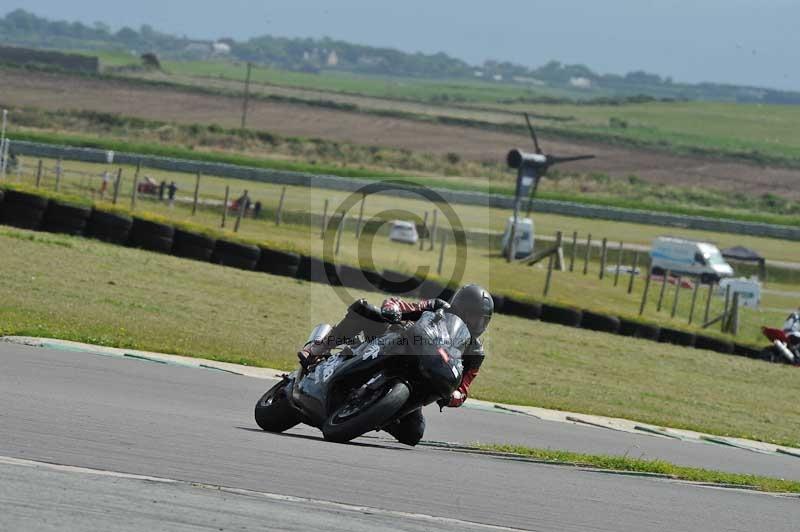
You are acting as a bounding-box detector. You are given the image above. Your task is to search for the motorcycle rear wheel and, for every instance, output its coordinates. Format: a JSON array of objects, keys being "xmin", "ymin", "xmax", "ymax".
[
  {"xmin": 322, "ymin": 379, "xmax": 409, "ymax": 443},
  {"xmin": 254, "ymin": 379, "xmax": 300, "ymax": 433}
]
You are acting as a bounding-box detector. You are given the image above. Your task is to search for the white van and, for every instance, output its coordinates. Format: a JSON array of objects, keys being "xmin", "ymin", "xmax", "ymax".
[
  {"xmin": 389, "ymin": 220, "xmax": 419, "ymax": 244},
  {"xmin": 650, "ymin": 237, "xmax": 734, "ymax": 283},
  {"xmin": 501, "ymin": 217, "xmax": 534, "ymax": 259}
]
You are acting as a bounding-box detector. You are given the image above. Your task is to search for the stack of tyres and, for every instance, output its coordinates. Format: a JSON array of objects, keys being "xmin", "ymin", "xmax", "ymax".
[
  {"xmin": 173, "ymin": 229, "xmax": 216, "ymax": 262},
  {"xmin": 86, "ymin": 210, "xmax": 133, "ymax": 244},
  {"xmin": 42, "ymin": 201, "xmax": 92, "ymax": 236},
  {"xmin": 128, "ymin": 218, "xmax": 175, "ymax": 254},
  {"xmin": 0, "ymin": 189, "xmax": 49, "ymax": 230},
  {"xmin": 212, "ymin": 240, "xmax": 260, "ymax": 270},
  {"xmin": 257, "ymin": 247, "xmax": 302, "ymax": 278}
]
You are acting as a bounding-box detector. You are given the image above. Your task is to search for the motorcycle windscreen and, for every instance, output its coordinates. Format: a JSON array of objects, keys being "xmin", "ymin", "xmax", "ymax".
[{"xmin": 411, "ymin": 312, "xmax": 467, "ymax": 398}]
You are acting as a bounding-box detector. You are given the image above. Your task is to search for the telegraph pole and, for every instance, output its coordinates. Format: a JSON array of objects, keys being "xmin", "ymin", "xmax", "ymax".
[{"xmin": 240, "ymin": 62, "xmax": 253, "ymax": 129}]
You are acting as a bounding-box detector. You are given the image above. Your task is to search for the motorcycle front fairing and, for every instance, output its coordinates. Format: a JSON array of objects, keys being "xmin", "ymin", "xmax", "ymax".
[
  {"xmin": 408, "ymin": 311, "xmax": 467, "ymax": 403},
  {"xmin": 291, "ymin": 330, "xmax": 408, "ymax": 427}
]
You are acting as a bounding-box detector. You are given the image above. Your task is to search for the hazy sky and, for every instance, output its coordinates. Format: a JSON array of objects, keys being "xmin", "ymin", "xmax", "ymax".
[{"xmin": 7, "ymin": 1, "xmax": 799, "ymax": 90}]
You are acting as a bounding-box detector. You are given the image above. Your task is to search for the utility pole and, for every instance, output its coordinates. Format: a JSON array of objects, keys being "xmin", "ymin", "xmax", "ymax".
[{"xmin": 240, "ymin": 62, "xmax": 253, "ymax": 130}]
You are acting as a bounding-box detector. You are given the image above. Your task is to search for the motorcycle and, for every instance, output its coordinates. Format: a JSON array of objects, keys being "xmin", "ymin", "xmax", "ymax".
[
  {"xmin": 762, "ymin": 326, "xmax": 800, "ymax": 365},
  {"xmin": 254, "ymin": 309, "xmax": 468, "ymax": 443}
]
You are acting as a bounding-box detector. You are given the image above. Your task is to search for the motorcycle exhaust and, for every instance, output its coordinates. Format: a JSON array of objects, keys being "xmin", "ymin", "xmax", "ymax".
[{"xmin": 774, "ymin": 340, "xmax": 796, "ymax": 363}]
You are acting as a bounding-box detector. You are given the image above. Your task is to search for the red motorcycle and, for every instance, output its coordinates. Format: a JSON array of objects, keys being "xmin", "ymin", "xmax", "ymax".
[{"xmin": 762, "ymin": 327, "xmax": 800, "ymax": 365}]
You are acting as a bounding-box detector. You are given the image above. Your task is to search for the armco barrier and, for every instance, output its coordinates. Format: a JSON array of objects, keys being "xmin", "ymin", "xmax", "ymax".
[
  {"xmin": 11, "ymin": 140, "xmax": 800, "ymax": 241},
  {"xmin": 0, "ymin": 186, "xmax": 779, "ymax": 364}
]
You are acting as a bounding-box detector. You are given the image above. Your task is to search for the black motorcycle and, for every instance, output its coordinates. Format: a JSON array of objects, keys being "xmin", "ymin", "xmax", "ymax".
[{"xmin": 254, "ymin": 309, "xmax": 468, "ymax": 443}]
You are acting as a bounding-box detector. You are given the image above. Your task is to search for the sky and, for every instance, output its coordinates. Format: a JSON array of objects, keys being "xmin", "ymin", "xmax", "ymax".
[{"xmin": 6, "ymin": 1, "xmax": 799, "ymax": 90}]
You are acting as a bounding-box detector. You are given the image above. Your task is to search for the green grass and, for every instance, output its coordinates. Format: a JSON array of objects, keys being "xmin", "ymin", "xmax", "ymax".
[
  {"xmin": 476, "ymin": 444, "xmax": 800, "ymax": 494},
  {"xmin": 1, "ymin": 226, "xmax": 799, "ymax": 446}
]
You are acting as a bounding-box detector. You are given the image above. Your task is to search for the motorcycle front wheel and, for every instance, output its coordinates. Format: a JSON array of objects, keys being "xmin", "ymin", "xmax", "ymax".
[
  {"xmin": 322, "ymin": 379, "xmax": 409, "ymax": 443},
  {"xmin": 254, "ymin": 378, "xmax": 301, "ymax": 433}
]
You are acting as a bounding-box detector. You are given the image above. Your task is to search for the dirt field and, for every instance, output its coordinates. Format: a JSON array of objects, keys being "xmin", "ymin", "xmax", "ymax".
[{"xmin": 3, "ymin": 68, "xmax": 800, "ymax": 198}]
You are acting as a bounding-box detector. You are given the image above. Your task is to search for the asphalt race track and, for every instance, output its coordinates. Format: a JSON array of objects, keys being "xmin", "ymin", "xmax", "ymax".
[{"xmin": 1, "ymin": 343, "xmax": 799, "ymax": 531}]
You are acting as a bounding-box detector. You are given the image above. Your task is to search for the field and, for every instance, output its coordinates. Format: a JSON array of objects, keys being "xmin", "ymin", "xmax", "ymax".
[
  {"xmin": 2, "ymin": 225, "xmax": 799, "ymax": 446},
  {"xmin": 136, "ymin": 62, "xmax": 800, "ymax": 166},
  {"xmin": 4, "ymin": 67, "xmax": 800, "ymax": 207}
]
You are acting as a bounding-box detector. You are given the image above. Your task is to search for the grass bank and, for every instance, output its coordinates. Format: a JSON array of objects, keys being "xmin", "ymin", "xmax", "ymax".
[
  {"xmin": 1, "ymin": 226, "xmax": 799, "ymax": 446},
  {"xmin": 477, "ymin": 444, "xmax": 800, "ymax": 494}
]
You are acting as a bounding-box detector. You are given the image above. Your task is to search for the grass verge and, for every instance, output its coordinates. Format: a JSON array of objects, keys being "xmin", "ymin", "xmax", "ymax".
[{"xmin": 477, "ymin": 444, "xmax": 800, "ymax": 494}]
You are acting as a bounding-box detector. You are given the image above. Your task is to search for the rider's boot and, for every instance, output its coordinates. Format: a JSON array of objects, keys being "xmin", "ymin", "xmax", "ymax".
[{"xmin": 297, "ymin": 323, "xmax": 333, "ymax": 369}]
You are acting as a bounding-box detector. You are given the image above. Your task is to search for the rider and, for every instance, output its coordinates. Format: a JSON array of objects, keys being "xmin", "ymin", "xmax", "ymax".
[
  {"xmin": 783, "ymin": 309, "xmax": 800, "ymax": 357},
  {"xmin": 298, "ymin": 284, "xmax": 494, "ymax": 446}
]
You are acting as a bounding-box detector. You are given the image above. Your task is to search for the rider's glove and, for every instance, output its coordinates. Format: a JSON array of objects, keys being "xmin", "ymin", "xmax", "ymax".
[
  {"xmin": 438, "ymin": 390, "xmax": 465, "ymax": 410},
  {"xmin": 422, "ymin": 298, "xmax": 450, "ymax": 312},
  {"xmin": 380, "ymin": 301, "xmax": 402, "ymax": 324}
]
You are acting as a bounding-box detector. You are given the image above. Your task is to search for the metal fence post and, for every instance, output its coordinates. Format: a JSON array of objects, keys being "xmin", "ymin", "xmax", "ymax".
[
  {"xmin": 234, "ymin": 190, "xmax": 248, "ymax": 232},
  {"xmin": 112, "ymin": 168, "xmax": 122, "ymax": 205},
  {"xmin": 613, "ymin": 241, "xmax": 624, "ymax": 286},
  {"xmin": 420, "ymin": 211, "xmax": 429, "ymax": 250},
  {"xmin": 276, "ymin": 186, "xmax": 286, "ymax": 225},
  {"xmin": 599, "ymin": 238, "xmax": 608, "ymax": 279},
  {"xmin": 320, "ymin": 198, "xmax": 329, "ymax": 239},
  {"xmin": 688, "ymin": 280, "xmax": 700, "ymax": 324},
  {"xmin": 221, "ymin": 185, "xmax": 230, "ymax": 228},
  {"xmin": 355, "ymin": 193, "xmax": 365, "ymax": 237},
  {"xmin": 656, "ymin": 270, "xmax": 670, "ymax": 312},
  {"xmin": 627, "ymin": 252, "xmax": 639, "ymax": 294},
  {"xmin": 429, "ymin": 210, "xmax": 438, "ymax": 251},
  {"xmin": 569, "ymin": 231, "xmax": 578, "ymax": 272},
  {"xmin": 192, "ymin": 172, "xmax": 201, "ymax": 215},
  {"xmin": 35, "ymin": 159, "xmax": 43, "ymax": 188},
  {"xmin": 543, "ymin": 251, "xmax": 555, "ymax": 297},
  {"xmin": 639, "ymin": 270, "xmax": 652, "ymax": 316},
  {"xmin": 437, "ymin": 233, "xmax": 447, "ymax": 275},
  {"xmin": 55, "ymin": 158, "xmax": 62, "ymax": 192},
  {"xmin": 671, "ymin": 277, "xmax": 682, "ymax": 318},
  {"xmin": 582, "ymin": 234, "xmax": 592, "ymax": 275}
]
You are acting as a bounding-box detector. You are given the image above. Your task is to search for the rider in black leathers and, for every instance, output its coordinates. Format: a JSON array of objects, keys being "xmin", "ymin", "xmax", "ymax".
[{"xmin": 298, "ymin": 284, "xmax": 493, "ymax": 446}]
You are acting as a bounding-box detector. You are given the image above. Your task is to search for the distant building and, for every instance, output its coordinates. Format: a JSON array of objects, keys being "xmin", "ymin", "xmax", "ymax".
[
  {"xmin": 569, "ymin": 77, "xmax": 592, "ymax": 89},
  {"xmin": 473, "ymin": 70, "xmax": 484, "ymax": 77},
  {"xmin": 492, "ymin": 74, "xmax": 503, "ymax": 81},
  {"xmin": 212, "ymin": 42, "xmax": 231, "ymax": 55},
  {"xmin": 185, "ymin": 42, "xmax": 212, "ymax": 54},
  {"xmin": 326, "ymin": 50, "xmax": 339, "ymax": 67}
]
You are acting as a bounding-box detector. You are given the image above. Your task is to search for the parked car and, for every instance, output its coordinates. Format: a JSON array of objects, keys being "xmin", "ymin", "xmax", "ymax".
[
  {"xmin": 650, "ymin": 236, "xmax": 733, "ymax": 283},
  {"xmin": 389, "ymin": 220, "xmax": 419, "ymax": 244}
]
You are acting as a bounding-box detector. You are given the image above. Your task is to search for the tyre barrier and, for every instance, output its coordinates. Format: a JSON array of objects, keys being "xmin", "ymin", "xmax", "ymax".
[
  {"xmin": 657, "ymin": 327, "xmax": 696, "ymax": 347},
  {"xmin": 129, "ymin": 218, "xmax": 174, "ymax": 254},
  {"xmin": 502, "ymin": 297, "xmax": 542, "ymax": 321},
  {"xmin": 633, "ymin": 323, "xmax": 661, "ymax": 341},
  {"xmin": 86, "ymin": 210, "xmax": 133, "ymax": 244},
  {"xmin": 540, "ymin": 304, "xmax": 582, "ymax": 327},
  {"xmin": 618, "ymin": 318, "xmax": 639, "ymax": 337},
  {"xmin": 580, "ymin": 311, "xmax": 621, "ymax": 334},
  {"xmin": 381, "ymin": 269, "xmax": 422, "ymax": 296},
  {"xmin": 734, "ymin": 343, "xmax": 769, "ymax": 360},
  {"xmin": 257, "ymin": 247, "xmax": 301, "ymax": 278},
  {"xmin": 490, "ymin": 293, "xmax": 505, "ymax": 314},
  {"xmin": 694, "ymin": 335, "xmax": 735, "ymax": 355},
  {"xmin": 42, "ymin": 200, "xmax": 92, "ymax": 236},
  {"xmin": 0, "ymin": 189, "xmax": 49, "ymax": 230},
  {"xmin": 296, "ymin": 255, "xmax": 333, "ymax": 284},
  {"xmin": 335, "ymin": 264, "xmax": 382, "ymax": 292},
  {"xmin": 416, "ymin": 279, "xmax": 455, "ymax": 302},
  {"xmin": 212, "ymin": 240, "xmax": 260, "ymax": 270},
  {"xmin": 172, "ymin": 229, "xmax": 216, "ymax": 262}
]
